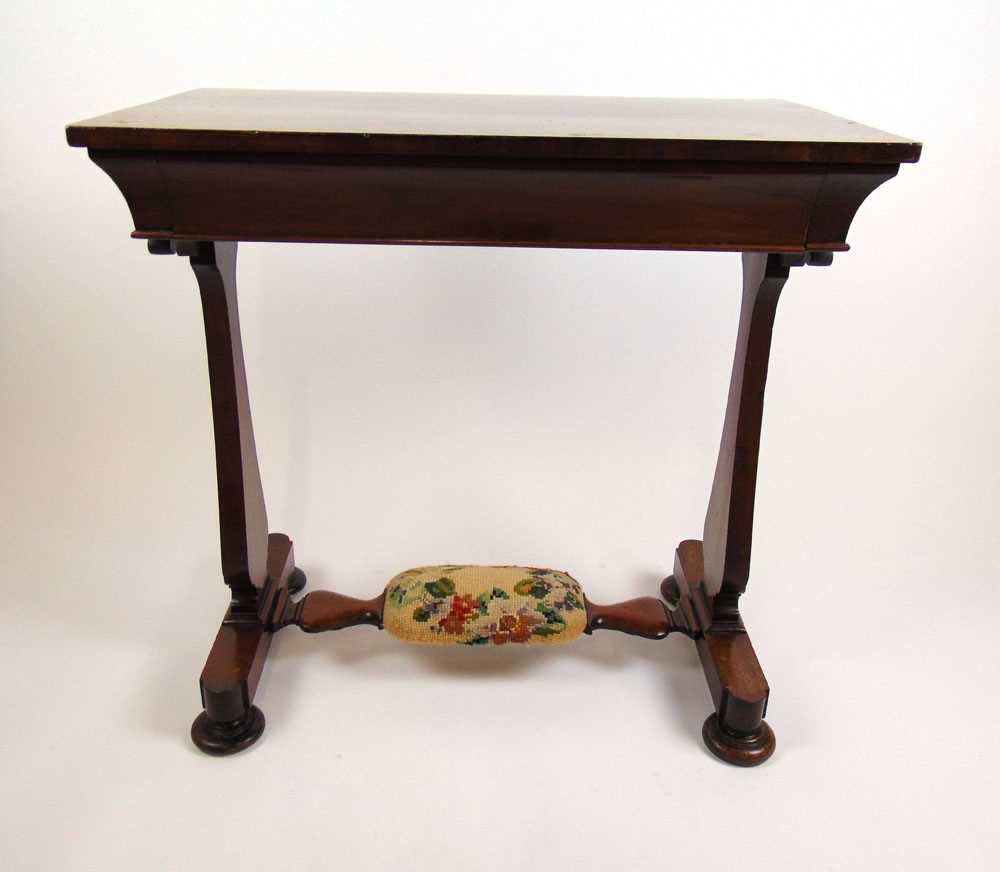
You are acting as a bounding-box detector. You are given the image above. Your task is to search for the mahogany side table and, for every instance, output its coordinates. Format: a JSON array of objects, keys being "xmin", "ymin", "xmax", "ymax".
[{"xmin": 67, "ymin": 90, "xmax": 920, "ymax": 764}]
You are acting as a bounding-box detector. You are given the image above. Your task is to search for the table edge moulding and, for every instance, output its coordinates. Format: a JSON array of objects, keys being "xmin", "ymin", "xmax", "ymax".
[{"xmin": 66, "ymin": 88, "xmax": 921, "ymax": 765}]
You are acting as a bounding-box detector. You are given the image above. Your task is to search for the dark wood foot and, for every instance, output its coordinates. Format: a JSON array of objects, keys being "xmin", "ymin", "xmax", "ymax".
[
  {"xmin": 670, "ymin": 539, "xmax": 774, "ymax": 765},
  {"xmin": 697, "ymin": 624, "xmax": 772, "ymax": 756},
  {"xmin": 698, "ymin": 621, "xmax": 775, "ymax": 768},
  {"xmin": 192, "ymin": 533, "xmax": 298, "ymax": 756},
  {"xmin": 194, "ymin": 608, "xmax": 272, "ymax": 756},
  {"xmin": 191, "ymin": 706, "xmax": 266, "ymax": 756},
  {"xmin": 702, "ymin": 713, "xmax": 775, "ymax": 767}
]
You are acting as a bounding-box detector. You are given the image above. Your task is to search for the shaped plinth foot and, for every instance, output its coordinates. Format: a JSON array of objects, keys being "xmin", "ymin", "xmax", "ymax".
[
  {"xmin": 702, "ymin": 713, "xmax": 775, "ymax": 766},
  {"xmin": 191, "ymin": 706, "xmax": 266, "ymax": 756}
]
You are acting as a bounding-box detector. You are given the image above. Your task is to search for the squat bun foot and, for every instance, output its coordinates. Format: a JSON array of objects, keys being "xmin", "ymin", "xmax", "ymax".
[
  {"xmin": 702, "ymin": 713, "xmax": 775, "ymax": 767},
  {"xmin": 191, "ymin": 706, "xmax": 266, "ymax": 756}
]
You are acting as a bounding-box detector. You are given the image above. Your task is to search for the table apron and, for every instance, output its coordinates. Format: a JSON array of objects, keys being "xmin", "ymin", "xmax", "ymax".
[{"xmin": 89, "ymin": 151, "xmax": 897, "ymax": 252}]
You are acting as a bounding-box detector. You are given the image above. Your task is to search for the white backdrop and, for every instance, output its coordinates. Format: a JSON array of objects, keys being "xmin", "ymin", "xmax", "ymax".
[{"xmin": 2, "ymin": 2, "xmax": 998, "ymax": 870}]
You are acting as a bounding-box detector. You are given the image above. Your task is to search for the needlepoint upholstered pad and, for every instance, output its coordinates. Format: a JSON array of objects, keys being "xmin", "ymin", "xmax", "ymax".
[{"xmin": 383, "ymin": 565, "xmax": 588, "ymax": 646}]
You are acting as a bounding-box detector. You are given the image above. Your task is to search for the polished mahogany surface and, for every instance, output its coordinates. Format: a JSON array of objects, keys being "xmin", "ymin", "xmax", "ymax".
[{"xmin": 66, "ymin": 88, "xmax": 921, "ymax": 164}]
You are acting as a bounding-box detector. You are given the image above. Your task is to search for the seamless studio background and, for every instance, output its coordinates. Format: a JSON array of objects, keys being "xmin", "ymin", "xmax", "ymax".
[{"xmin": 1, "ymin": 2, "xmax": 998, "ymax": 870}]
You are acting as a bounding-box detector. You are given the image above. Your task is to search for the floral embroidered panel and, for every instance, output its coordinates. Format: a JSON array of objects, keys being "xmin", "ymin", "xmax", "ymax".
[{"xmin": 383, "ymin": 565, "xmax": 587, "ymax": 646}]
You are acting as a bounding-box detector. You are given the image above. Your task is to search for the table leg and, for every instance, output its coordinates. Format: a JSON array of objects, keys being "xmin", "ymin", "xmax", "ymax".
[
  {"xmin": 150, "ymin": 239, "xmax": 304, "ymax": 754},
  {"xmin": 674, "ymin": 251, "xmax": 828, "ymax": 764}
]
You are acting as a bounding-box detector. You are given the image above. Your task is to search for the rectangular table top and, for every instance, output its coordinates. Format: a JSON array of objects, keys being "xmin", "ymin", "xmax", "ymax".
[{"xmin": 66, "ymin": 88, "xmax": 921, "ymax": 165}]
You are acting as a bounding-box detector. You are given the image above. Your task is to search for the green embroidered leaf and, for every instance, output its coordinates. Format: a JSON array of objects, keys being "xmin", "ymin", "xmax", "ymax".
[
  {"xmin": 424, "ymin": 577, "xmax": 456, "ymax": 598},
  {"xmin": 563, "ymin": 591, "xmax": 583, "ymax": 611},
  {"xmin": 535, "ymin": 603, "xmax": 566, "ymax": 626},
  {"xmin": 491, "ymin": 587, "xmax": 509, "ymax": 600},
  {"xmin": 476, "ymin": 592, "xmax": 491, "ymax": 615},
  {"xmin": 532, "ymin": 624, "xmax": 562, "ymax": 636},
  {"xmin": 515, "ymin": 579, "xmax": 551, "ymax": 598},
  {"xmin": 463, "ymin": 636, "xmax": 490, "ymax": 646},
  {"xmin": 412, "ymin": 606, "xmax": 432, "ymax": 623},
  {"xmin": 388, "ymin": 584, "xmax": 406, "ymax": 607}
]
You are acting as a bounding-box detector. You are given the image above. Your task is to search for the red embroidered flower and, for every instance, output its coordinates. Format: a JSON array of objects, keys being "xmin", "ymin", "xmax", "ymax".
[
  {"xmin": 438, "ymin": 594, "xmax": 478, "ymax": 635},
  {"xmin": 492, "ymin": 611, "xmax": 541, "ymax": 645}
]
